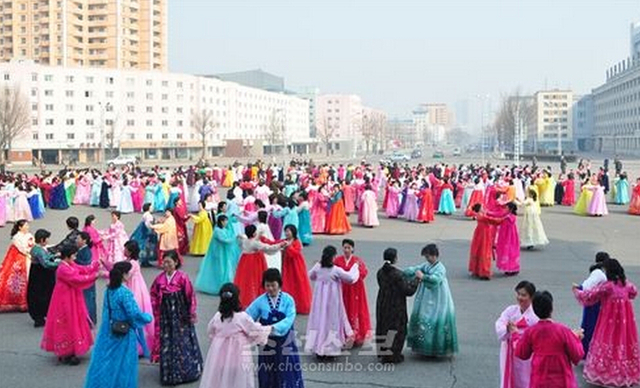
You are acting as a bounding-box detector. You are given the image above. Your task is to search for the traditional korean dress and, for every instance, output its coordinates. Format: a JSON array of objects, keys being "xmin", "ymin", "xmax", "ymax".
[
  {"xmin": 515, "ymin": 320, "xmax": 584, "ymax": 388},
  {"xmin": 172, "ymin": 206, "xmax": 190, "ymax": 255},
  {"xmin": 495, "ymin": 213, "xmax": 521, "ymax": 274},
  {"xmin": 281, "ymin": 239, "xmax": 312, "ymax": 314},
  {"xmin": 0, "ymin": 232, "xmax": 34, "ymax": 312},
  {"xmin": 297, "ymin": 201, "xmax": 313, "ymax": 245},
  {"xmin": 27, "ymin": 244, "xmax": 58, "ymax": 325},
  {"xmin": 153, "ymin": 183, "xmax": 167, "ymax": 212},
  {"xmin": 630, "ymin": 183, "xmax": 640, "ymax": 215},
  {"xmin": 574, "ymin": 281, "xmax": 640, "ymax": 387},
  {"xmin": 375, "ymin": 262, "xmax": 419, "ymax": 363},
  {"xmin": 189, "ymin": 209, "xmax": 213, "ymax": 255},
  {"xmin": 90, "ymin": 177, "xmax": 102, "ymax": 207},
  {"xmin": 13, "ymin": 190, "xmax": 33, "ymax": 221},
  {"xmin": 199, "ymin": 311, "xmax": 271, "ymax": 388},
  {"xmin": 615, "ymin": 177, "xmax": 630, "ymax": 205},
  {"xmin": 75, "ymin": 245, "xmax": 97, "ymax": 325},
  {"xmin": 587, "ymin": 185, "xmax": 608, "ymax": 216},
  {"xmin": 359, "ymin": 189, "xmax": 379, "ymax": 227},
  {"xmin": 27, "ymin": 189, "xmax": 44, "ymax": 219},
  {"xmin": 195, "ymin": 222, "xmax": 240, "ymax": 295},
  {"xmin": 130, "ymin": 212, "xmax": 158, "ymax": 266},
  {"xmin": 561, "ymin": 178, "xmax": 575, "ymax": 206},
  {"xmin": 574, "ymin": 184, "xmax": 594, "ymax": 216},
  {"xmin": 73, "ymin": 175, "xmax": 92, "ymax": 205},
  {"xmin": 578, "ymin": 267, "xmax": 607, "ymax": 357},
  {"xmin": 234, "ymin": 238, "xmax": 282, "ymax": 308},
  {"xmin": 83, "ymin": 286, "xmax": 152, "ymax": 388},
  {"xmin": 495, "ymin": 305, "xmax": 539, "ymax": 388},
  {"xmin": 417, "ymin": 187, "xmax": 435, "ymax": 223},
  {"xmin": 305, "ymin": 262, "xmax": 359, "ymax": 356},
  {"xmin": 468, "ymin": 213, "xmax": 502, "ymax": 278},
  {"xmin": 385, "ymin": 186, "xmax": 401, "ymax": 218},
  {"xmin": 437, "ymin": 183, "xmax": 456, "ymax": 215},
  {"xmin": 117, "ymin": 184, "xmax": 135, "ymax": 214},
  {"xmin": 256, "ymin": 222, "xmax": 281, "ymax": 271},
  {"xmin": 83, "ymin": 225, "xmax": 107, "ymax": 269},
  {"xmin": 151, "ymin": 214, "xmax": 180, "ymax": 267},
  {"xmin": 150, "ymin": 270, "xmax": 203, "ymax": 384},
  {"xmin": 125, "ymin": 259, "xmax": 155, "ymax": 356},
  {"xmin": 102, "ymin": 220, "xmax": 129, "ymax": 269},
  {"xmin": 310, "ymin": 192, "xmax": 328, "ymax": 233},
  {"xmin": 403, "ymin": 188, "xmax": 420, "ymax": 221},
  {"xmin": 335, "ymin": 255, "xmax": 372, "ymax": 346},
  {"xmin": 41, "ymin": 260, "xmax": 100, "ymax": 358},
  {"xmin": 246, "ymin": 292, "xmax": 304, "ymax": 388},
  {"xmin": 325, "ymin": 191, "xmax": 351, "ymax": 235},
  {"xmin": 404, "ymin": 261, "xmax": 458, "ymax": 357},
  {"xmin": 519, "ymin": 198, "xmax": 549, "ymax": 248}
]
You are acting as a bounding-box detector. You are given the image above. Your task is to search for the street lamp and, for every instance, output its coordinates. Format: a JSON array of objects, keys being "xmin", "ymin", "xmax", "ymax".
[{"xmin": 476, "ymin": 94, "xmax": 490, "ymax": 165}]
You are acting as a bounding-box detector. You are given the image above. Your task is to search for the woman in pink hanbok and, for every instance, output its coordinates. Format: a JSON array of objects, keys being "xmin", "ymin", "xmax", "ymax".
[
  {"xmin": 359, "ymin": 184, "xmax": 379, "ymax": 227},
  {"xmin": 123, "ymin": 240, "xmax": 155, "ymax": 356},
  {"xmin": 130, "ymin": 178, "xmax": 143, "ymax": 213},
  {"xmin": 73, "ymin": 174, "xmax": 92, "ymax": 205},
  {"xmin": 587, "ymin": 182, "xmax": 608, "ymax": 216},
  {"xmin": 199, "ymin": 283, "xmax": 271, "ymax": 388},
  {"xmin": 108, "ymin": 176, "xmax": 121, "ymax": 208},
  {"xmin": 13, "ymin": 188, "xmax": 33, "ymax": 221},
  {"xmin": 83, "ymin": 215, "xmax": 107, "ymax": 272},
  {"xmin": 385, "ymin": 182, "xmax": 401, "ymax": 218},
  {"xmin": 573, "ymin": 259, "xmax": 640, "ymax": 388},
  {"xmin": 342, "ymin": 181, "xmax": 356, "ymax": 215},
  {"xmin": 496, "ymin": 281, "xmax": 539, "ymax": 388},
  {"xmin": 305, "ymin": 245, "xmax": 359, "ymax": 358},
  {"xmin": 496, "ymin": 203, "xmax": 521, "ymax": 275},
  {"xmin": 311, "ymin": 187, "xmax": 328, "ymax": 234},
  {"xmin": 0, "ymin": 190, "xmax": 7, "ymax": 227},
  {"xmin": 101, "ymin": 211, "xmax": 129, "ymax": 269}
]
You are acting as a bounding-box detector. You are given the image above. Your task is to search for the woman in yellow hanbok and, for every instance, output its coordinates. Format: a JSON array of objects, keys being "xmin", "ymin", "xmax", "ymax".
[
  {"xmin": 222, "ymin": 167, "xmax": 234, "ymax": 187},
  {"xmin": 574, "ymin": 180, "xmax": 595, "ymax": 216},
  {"xmin": 189, "ymin": 200, "xmax": 213, "ymax": 256},
  {"xmin": 539, "ymin": 172, "xmax": 555, "ymax": 206}
]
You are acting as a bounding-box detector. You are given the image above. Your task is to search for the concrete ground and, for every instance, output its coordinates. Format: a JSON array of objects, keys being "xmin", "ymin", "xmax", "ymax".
[{"xmin": 1, "ymin": 159, "xmax": 639, "ymax": 388}]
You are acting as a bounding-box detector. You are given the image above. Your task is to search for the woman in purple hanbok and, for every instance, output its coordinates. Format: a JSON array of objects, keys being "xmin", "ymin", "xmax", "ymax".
[
  {"xmin": 305, "ymin": 245, "xmax": 359, "ymax": 358},
  {"xmin": 402, "ymin": 184, "xmax": 420, "ymax": 222}
]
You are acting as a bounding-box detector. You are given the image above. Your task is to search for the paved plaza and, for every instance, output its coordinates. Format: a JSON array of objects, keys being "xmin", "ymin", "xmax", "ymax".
[{"xmin": 0, "ymin": 161, "xmax": 639, "ymax": 388}]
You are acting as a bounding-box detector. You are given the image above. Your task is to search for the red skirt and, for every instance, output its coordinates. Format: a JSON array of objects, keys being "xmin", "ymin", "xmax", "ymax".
[
  {"xmin": 465, "ymin": 190, "xmax": 484, "ymax": 217},
  {"xmin": 326, "ymin": 201, "xmax": 352, "ymax": 235},
  {"xmin": 281, "ymin": 247, "xmax": 312, "ymax": 314},
  {"xmin": 0, "ymin": 245, "xmax": 28, "ymax": 312},
  {"xmin": 234, "ymin": 251, "xmax": 267, "ymax": 308},
  {"xmin": 417, "ymin": 190, "xmax": 435, "ymax": 223}
]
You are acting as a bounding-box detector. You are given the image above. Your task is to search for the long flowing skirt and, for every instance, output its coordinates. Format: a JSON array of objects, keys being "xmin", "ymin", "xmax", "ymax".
[
  {"xmin": 298, "ymin": 209, "xmax": 313, "ymax": 245},
  {"xmin": 0, "ymin": 245, "xmax": 28, "ymax": 312},
  {"xmin": 233, "ymin": 252, "xmax": 267, "ymax": 308},
  {"xmin": 519, "ymin": 210, "xmax": 549, "ymax": 247},
  {"xmin": 195, "ymin": 240, "xmax": 239, "ymax": 296},
  {"xmin": 325, "ymin": 201, "xmax": 352, "ymax": 235},
  {"xmin": 257, "ymin": 329, "xmax": 304, "ymax": 388},
  {"xmin": 28, "ymin": 195, "xmax": 44, "ymax": 219},
  {"xmin": 615, "ymin": 180, "xmax": 630, "ymax": 205},
  {"xmin": 580, "ymin": 302, "xmax": 600, "ymax": 358},
  {"xmin": 130, "ymin": 223, "xmax": 158, "ymax": 265},
  {"xmin": 268, "ymin": 214, "xmax": 283, "ymax": 241},
  {"xmin": 65, "ymin": 183, "xmax": 76, "ymax": 207},
  {"xmin": 14, "ymin": 196, "xmax": 33, "ymax": 221},
  {"xmin": 49, "ymin": 185, "xmax": 69, "ymax": 210},
  {"xmin": 630, "ymin": 190, "xmax": 640, "ymax": 215},
  {"xmin": 587, "ymin": 189, "xmax": 608, "ymax": 216},
  {"xmin": 282, "ymin": 254, "xmax": 312, "ymax": 315},
  {"xmin": 159, "ymin": 291, "xmax": 203, "ymax": 386},
  {"xmin": 27, "ymin": 263, "xmax": 56, "ymax": 324},
  {"xmin": 574, "ymin": 190, "xmax": 593, "ymax": 216},
  {"xmin": 438, "ymin": 189, "xmax": 456, "ymax": 215}
]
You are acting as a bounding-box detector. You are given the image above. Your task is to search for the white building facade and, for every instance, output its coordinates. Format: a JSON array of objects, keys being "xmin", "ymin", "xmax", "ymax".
[
  {"xmin": 533, "ymin": 90, "xmax": 574, "ymax": 152},
  {"xmin": 0, "ymin": 60, "xmax": 310, "ymax": 163}
]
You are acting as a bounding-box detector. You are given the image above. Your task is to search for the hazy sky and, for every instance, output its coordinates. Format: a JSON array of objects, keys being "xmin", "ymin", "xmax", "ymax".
[{"xmin": 169, "ymin": 0, "xmax": 640, "ymax": 117}]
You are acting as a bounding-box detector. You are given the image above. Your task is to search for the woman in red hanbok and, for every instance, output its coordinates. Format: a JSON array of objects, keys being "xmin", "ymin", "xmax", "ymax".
[
  {"xmin": 0, "ymin": 220, "xmax": 34, "ymax": 312},
  {"xmin": 325, "ymin": 185, "xmax": 352, "ymax": 235},
  {"xmin": 573, "ymin": 259, "xmax": 640, "ymax": 388},
  {"xmin": 465, "ymin": 180, "xmax": 485, "ymax": 217},
  {"xmin": 171, "ymin": 197, "xmax": 190, "ymax": 255},
  {"xmin": 334, "ymin": 239, "xmax": 372, "ymax": 346},
  {"xmin": 468, "ymin": 203, "xmax": 504, "ymax": 280},
  {"xmin": 41, "ymin": 246, "xmax": 99, "ymax": 365},
  {"xmin": 281, "ymin": 225, "xmax": 312, "ymax": 314},
  {"xmin": 629, "ymin": 178, "xmax": 640, "ymax": 215},
  {"xmin": 417, "ymin": 183, "xmax": 435, "ymax": 223},
  {"xmin": 233, "ymin": 225, "xmax": 285, "ymax": 308},
  {"xmin": 561, "ymin": 173, "xmax": 576, "ymax": 206}
]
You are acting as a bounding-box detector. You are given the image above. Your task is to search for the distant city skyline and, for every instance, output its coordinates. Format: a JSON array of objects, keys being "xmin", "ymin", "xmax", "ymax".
[{"xmin": 168, "ymin": 0, "xmax": 640, "ymax": 118}]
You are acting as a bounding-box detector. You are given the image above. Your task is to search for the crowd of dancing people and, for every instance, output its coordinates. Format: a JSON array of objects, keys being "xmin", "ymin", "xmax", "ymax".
[{"xmin": 0, "ymin": 156, "xmax": 637, "ymax": 388}]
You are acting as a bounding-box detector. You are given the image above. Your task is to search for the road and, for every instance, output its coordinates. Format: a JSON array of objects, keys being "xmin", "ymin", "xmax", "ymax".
[{"xmin": 0, "ymin": 196, "xmax": 639, "ymax": 387}]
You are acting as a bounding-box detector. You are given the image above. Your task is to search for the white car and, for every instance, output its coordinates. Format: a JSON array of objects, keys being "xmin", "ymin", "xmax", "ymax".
[
  {"xmin": 107, "ymin": 155, "xmax": 137, "ymax": 166},
  {"xmin": 452, "ymin": 147, "xmax": 461, "ymax": 157}
]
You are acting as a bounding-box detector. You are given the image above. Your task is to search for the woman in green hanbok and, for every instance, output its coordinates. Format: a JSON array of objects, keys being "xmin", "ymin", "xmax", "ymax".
[{"xmin": 404, "ymin": 243, "xmax": 458, "ymax": 357}]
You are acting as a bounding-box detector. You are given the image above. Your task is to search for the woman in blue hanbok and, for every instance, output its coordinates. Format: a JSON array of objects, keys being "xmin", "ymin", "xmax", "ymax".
[
  {"xmin": 27, "ymin": 186, "xmax": 44, "ymax": 219},
  {"xmin": 153, "ymin": 182, "xmax": 167, "ymax": 213},
  {"xmin": 76, "ymin": 233, "xmax": 98, "ymax": 324},
  {"xmin": 246, "ymin": 268, "xmax": 304, "ymax": 388},
  {"xmin": 195, "ymin": 215, "xmax": 240, "ymax": 295},
  {"xmin": 403, "ymin": 243, "xmax": 458, "ymax": 357},
  {"xmin": 130, "ymin": 204, "xmax": 157, "ymax": 267},
  {"xmin": 297, "ymin": 193, "xmax": 313, "ymax": 246},
  {"xmin": 615, "ymin": 173, "xmax": 630, "ymax": 205},
  {"xmin": 143, "ymin": 181, "xmax": 156, "ymax": 208},
  {"xmin": 83, "ymin": 261, "xmax": 152, "ymax": 388},
  {"xmin": 226, "ymin": 197, "xmax": 244, "ymax": 236},
  {"xmin": 272, "ymin": 198, "xmax": 299, "ymax": 239},
  {"xmin": 90, "ymin": 175, "xmax": 102, "ymax": 207},
  {"xmin": 117, "ymin": 180, "xmax": 135, "ymax": 214},
  {"xmin": 437, "ymin": 179, "xmax": 457, "ymax": 215},
  {"xmin": 48, "ymin": 180, "xmax": 69, "ymax": 210}
]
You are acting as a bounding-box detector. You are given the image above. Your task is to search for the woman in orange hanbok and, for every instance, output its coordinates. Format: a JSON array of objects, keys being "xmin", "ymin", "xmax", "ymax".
[
  {"xmin": 0, "ymin": 220, "xmax": 34, "ymax": 312},
  {"xmin": 629, "ymin": 178, "xmax": 640, "ymax": 215},
  {"xmin": 325, "ymin": 184, "xmax": 352, "ymax": 235}
]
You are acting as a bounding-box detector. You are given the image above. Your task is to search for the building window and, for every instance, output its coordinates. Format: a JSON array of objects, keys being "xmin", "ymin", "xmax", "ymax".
[
  {"xmin": 86, "ymin": 133, "xmax": 95, "ymax": 140},
  {"xmin": 106, "ymin": 77, "xmax": 114, "ymax": 84},
  {"xmin": 162, "ymin": 120, "xmax": 168, "ymax": 126},
  {"xmin": 105, "ymin": 119, "xmax": 113, "ymax": 126},
  {"xmin": 86, "ymin": 76, "xmax": 94, "ymax": 83},
  {"xmin": 66, "ymin": 119, "xmax": 74, "ymax": 125},
  {"xmin": 86, "ymin": 105, "xmax": 94, "ymax": 112},
  {"xmin": 44, "ymin": 75, "xmax": 53, "ymax": 82},
  {"xmin": 126, "ymin": 119, "xmax": 135, "ymax": 126},
  {"xmin": 65, "ymin": 90, "xmax": 74, "ymax": 97},
  {"xmin": 176, "ymin": 133, "xmax": 183, "ymax": 139},
  {"xmin": 146, "ymin": 106, "xmax": 153, "ymax": 113},
  {"xmin": 66, "ymin": 104, "xmax": 73, "ymax": 112},
  {"xmin": 31, "ymin": 73, "xmax": 38, "ymax": 82},
  {"xmin": 32, "ymin": 119, "xmax": 38, "ymax": 125},
  {"xmin": 126, "ymin": 92, "xmax": 134, "ymax": 99},
  {"xmin": 161, "ymin": 107, "xmax": 168, "ymax": 114},
  {"xmin": 65, "ymin": 75, "xmax": 74, "ymax": 83},
  {"xmin": 45, "ymin": 104, "xmax": 53, "ymax": 111},
  {"xmin": 86, "ymin": 119, "xmax": 94, "ymax": 125},
  {"xmin": 67, "ymin": 133, "xmax": 74, "ymax": 139},
  {"xmin": 146, "ymin": 133, "xmax": 153, "ymax": 139},
  {"xmin": 106, "ymin": 91, "xmax": 114, "ymax": 98},
  {"xmin": 162, "ymin": 81, "xmax": 168, "ymax": 87},
  {"xmin": 127, "ymin": 106, "xmax": 135, "ymax": 113},
  {"xmin": 162, "ymin": 133, "xmax": 168, "ymax": 139},
  {"xmin": 126, "ymin": 78, "xmax": 135, "ymax": 86},
  {"xmin": 45, "ymin": 133, "xmax": 53, "ymax": 140},
  {"xmin": 161, "ymin": 94, "xmax": 168, "ymax": 100},
  {"xmin": 84, "ymin": 91, "xmax": 92, "ymax": 98},
  {"xmin": 177, "ymin": 120, "xmax": 183, "ymax": 127},
  {"xmin": 105, "ymin": 104, "xmax": 113, "ymax": 112},
  {"xmin": 32, "ymin": 133, "xmax": 38, "ymax": 140},
  {"xmin": 177, "ymin": 107, "xmax": 183, "ymax": 114},
  {"xmin": 45, "ymin": 119, "xmax": 54, "ymax": 125},
  {"xmin": 146, "ymin": 80, "xmax": 152, "ymax": 86},
  {"xmin": 146, "ymin": 93, "xmax": 153, "ymax": 100},
  {"xmin": 31, "ymin": 103, "xmax": 37, "ymax": 111},
  {"xmin": 146, "ymin": 120, "xmax": 153, "ymax": 126},
  {"xmin": 44, "ymin": 90, "xmax": 53, "ymax": 96}
]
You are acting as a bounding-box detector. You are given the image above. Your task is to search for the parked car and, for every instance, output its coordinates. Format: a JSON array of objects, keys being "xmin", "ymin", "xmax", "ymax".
[
  {"xmin": 107, "ymin": 155, "xmax": 138, "ymax": 167},
  {"xmin": 390, "ymin": 151, "xmax": 410, "ymax": 162},
  {"xmin": 411, "ymin": 149, "xmax": 423, "ymax": 159},
  {"xmin": 432, "ymin": 150, "xmax": 444, "ymax": 159},
  {"xmin": 452, "ymin": 147, "xmax": 461, "ymax": 156}
]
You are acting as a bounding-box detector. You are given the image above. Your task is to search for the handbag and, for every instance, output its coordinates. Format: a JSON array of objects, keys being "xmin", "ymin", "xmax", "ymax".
[{"xmin": 107, "ymin": 289, "xmax": 131, "ymax": 336}]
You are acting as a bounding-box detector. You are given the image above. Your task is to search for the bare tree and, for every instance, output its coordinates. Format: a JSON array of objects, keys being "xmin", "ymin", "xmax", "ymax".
[
  {"xmin": 192, "ymin": 109, "xmax": 217, "ymax": 160},
  {"xmin": 316, "ymin": 118, "xmax": 336, "ymax": 156},
  {"xmin": 360, "ymin": 115, "xmax": 375, "ymax": 155},
  {"xmin": 105, "ymin": 114, "xmax": 124, "ymax": 159},
  {"xmin": 264, "ymin": 110, "xmax": 283, "ymax": 154},
  {"xmin": 0, "ymin": 85, "xmax": 30, "ymax": 171},
  {"xmin": 493, "ymin": 89, "xmax": 535, "ymax": 149}
]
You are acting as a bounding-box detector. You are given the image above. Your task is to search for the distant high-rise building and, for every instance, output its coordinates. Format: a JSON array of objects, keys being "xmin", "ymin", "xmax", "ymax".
[
  {"xmin": 0, "ymin": 0, "xmax": 167, "ymax": 70},
  {"xmin": 412, "ymin": 103, "xmax": 451, "ymax": 146},
  {"xmin": 631, "ymin": 21, "xmax": 640, "ymax": 58},
  {"xmin": 533, "ymin": 90, "xmax": 574, "ymax": 152},
  {"xmin": 297, "ymin": 86, "xmax": 319, "ymax": 138},
  {"xmin": 573, "ymin": 95, "xmax": 594, "ymax": 151}
]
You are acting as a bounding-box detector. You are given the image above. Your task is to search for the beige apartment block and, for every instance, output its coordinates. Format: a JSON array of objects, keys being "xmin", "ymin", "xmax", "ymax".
[{"xmin": 0, "ymin": 0, "xmax": 167, "ymax": 70}]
